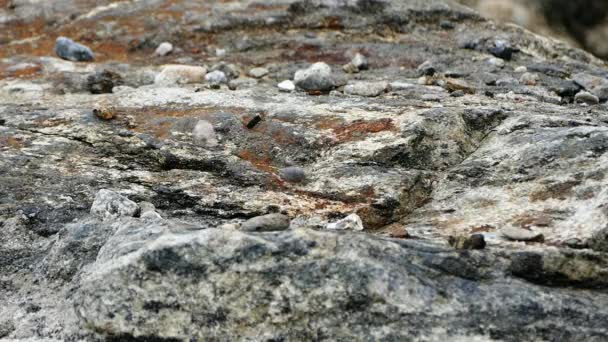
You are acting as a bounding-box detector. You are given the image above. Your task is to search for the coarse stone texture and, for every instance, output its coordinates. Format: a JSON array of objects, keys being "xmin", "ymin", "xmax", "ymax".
[{"xmin": 3, "ymin": 0, "xmax": 608, "ymax": 340}]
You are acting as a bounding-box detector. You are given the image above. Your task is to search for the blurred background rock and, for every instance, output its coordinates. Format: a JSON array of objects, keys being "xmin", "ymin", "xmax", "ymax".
[{"xmin": 457, "ymin": 0, "xmax": 608, "ymax": 59}]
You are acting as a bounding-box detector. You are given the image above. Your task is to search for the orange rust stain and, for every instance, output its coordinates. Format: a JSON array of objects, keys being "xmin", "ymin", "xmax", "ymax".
[
  {"xmin": 237, "ymin": 150, "xmax": 275, "ymax": 173},
  {"xmin": 469, "ymin": 224, "xmax": 495, "ymax": 233},
  {"xmin": 289, "ymin": 43, "xmax": 349, "ymax": 64},
  {"xmin": 0, "ymin": 136, "xmax": 24, "ymax": 149},
  {"xmin": 333, "ymin": 118, "xmax": 396, "ymax": 142}
]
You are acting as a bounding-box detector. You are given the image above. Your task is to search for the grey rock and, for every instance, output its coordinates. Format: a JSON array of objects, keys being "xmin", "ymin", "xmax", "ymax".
[
  {"xmin": 344, "ymin": 81, "xmax": 389, "ymax": 97},
  {"xmin": 573, "ymin": 73, "xmax": 608, "ymax": 101},
  {"xmin": 501, "ymin": 227, "xmax": 544, "ymax": 242},
  {"xmin": 279, "ymin": 166, "xmax": 305, "ymax": 183},
  {"xmin": 519, "ymin": 72, "xmax": 540, "ymax": 86},
  {"xmin": 589, "ymin": 227, "xmax": 608, "ymax": 252},
  {"xmin": 210, "ymin": 62, "xmax": 240, "ymax": 80},
  {"xmin": 192, "ymin": 120, "xmax": 218, "ymax": 147},
  {"xmin": 575, "ymin": 90, "xmax": 600, "ymax": 105},
  {"xmin": 488, "ymin": 39, "xmax": 513, "ymax": 60},
  {"xmin": 294, "ymin": 62, "xmax": 334, "ymax": 91},
  {"xmin": 154, "ymin": 65, "xmax": 207, "ymax": 85},
  {"xmin": 205, "ymin": 70, "xmax": 228, "ymax": 84},
  {"xmin": 54, "ymin": 36, "xmax": 94, "ymax": 62},
  {"xmin": 240, "ymin": 213, "xmax": 291, "ymax": 232},
  {"xmin": 228, "ymin": 77, "xmax": 257, "ymax": 90},
  {"xmin": 248, "ymin": 67, "xmax": 269, "ymax": 78},
  {"xmin": 351, "ymin": 53, "xmax": 369, "ymax": 70},
  {"xmin": 155, "ymin": 42, "xmax": 173, "ymax": 56},
  {"xmin": 86, "ymin": 70, "xmax": 123, "ymax": 94},
  {"xmin": 277, "ymin": 79, "xmax": 295, "ymax": 92},
  {"xmin": 448, "ymin": 234, "xmax": 486, "ymax": 249},
  {"xmin": 417, "ymin": 60, "xmax": 436, "ymax": 76},
  {"xmin": 90, "ymin": 189, "xmax": 139, "ymax": 220},
  {"xmin": 327, "ymin": 213, "xmax": 364, "ymax": 231},
  {"xmin": 76, "ymin": 227, "xmax": 608, "ymax": 341}
]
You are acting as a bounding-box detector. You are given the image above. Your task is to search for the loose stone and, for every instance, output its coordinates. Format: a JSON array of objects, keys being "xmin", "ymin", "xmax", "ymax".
[
  {"xmin": 279, "ymin": 166, "xmax": 306, "ymax": 183},
  {"xmin": 192, "ymin": 120, "xmax": 218, "ymax": 147},
  {"xmin": 54, "ymin": 36, "xmax": 94, "ymax": 62},
  {"xmin": 520, "ymin": 72, "xmax": 540, "ymax": 86},
  {"xmin": 489, "ymin": 40, "xmax": 514, "ymax": 60},
  {"xmin": 240, "ymin": 213, "xmax": 291, "ymax": 232},
  {"xmin": 87, "ymin": 70, "xmax": 123, "ymax": 94},
  {"xmin": 155, "ymin": 42, "xmax": 173, "ymax": 56},
  {"xmin": 154, "ymin": 65, "xmax": 207, "ymax": 85},
  {"xmin": 205, "ymin": 70, "xmax": 228, "ymax": 84},
  {"xmin": 351, "ymin": 53, "xmax": 369, "ymax": 70},
  {"xmin": 294, "ymin": 62, "xmax": 334, "ymax": 92},
  {"xmin": 501, "ymin": 227, "xmax": 544, "ymax": 242},
  {"xmin": 90, "ymin": 189, "xmax": 139, "ymax": 220},
  {"xmin": 417, "ymin": 60, "xmax": 436, "ymax": 76},
  {"xmin": 344, "ymin": 81, "xmax": 389, "ymax": 97},
  {"xmin": 448, "ymin": 234, "xmax": 486, "ymax": 249},
  {"xmin": 342, "ymin": 62, "xmax": 359, "ymax": 74},
  {"xmin": 93, "ymin": 106, "xmax": 115, "ymax": 120},
  {"xmin": 514, "ymin": 66, "xmax": 528, "ymax": 73},
  {"xmin": 248, "ymin": 67, "xmax": 269, "ymax": 78},
  {"xmin": 487, "ymin": 57, "xmax": 505, "ymax": 68},
  {"xmin": 575, "ymin": 91, "xmax": 600, "ymax": 105},
  {"xmin": 327, "ymin": 213, "xmax": 364, "ymax": 231},
  {"xmin": 278, "ymin": 80, "xmax": 295, "ymax": 92}
]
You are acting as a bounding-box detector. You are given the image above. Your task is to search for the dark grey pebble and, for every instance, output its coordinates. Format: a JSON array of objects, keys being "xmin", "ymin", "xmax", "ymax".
[
  {"xmin": 54, "ymin": 36, "xmax": 95, "ymax": 62},
  {"xmin": 279, "ymin": 166, "xmax": 306, "ymax": 183}
]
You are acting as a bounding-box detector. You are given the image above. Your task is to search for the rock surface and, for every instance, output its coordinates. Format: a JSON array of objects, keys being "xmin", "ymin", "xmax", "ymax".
[{"xmin": 2, "ymin": 0, "xmax": 608, "ymax": 340}]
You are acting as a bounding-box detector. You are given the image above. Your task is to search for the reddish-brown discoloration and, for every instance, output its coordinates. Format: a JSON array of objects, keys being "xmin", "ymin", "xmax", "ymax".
[
  {"xmin": 237, "ymin": 150, "xmax": 275, "ymax": 173},
  {"xmin": 333, "ymin": 118, "xmax": 396, "ymax": 142}
]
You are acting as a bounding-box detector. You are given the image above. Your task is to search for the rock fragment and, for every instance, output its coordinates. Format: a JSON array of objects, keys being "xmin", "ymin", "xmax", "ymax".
[
  {"xmin": 514, "ymin": 66, "xmax": 527, "ymax": 73},
  {"xmin": 93, "ymin": 106, "xmax": 115, "ymax": 120},
  {"xmin": 417, "ymin": 60, "xmax": 436, "ymax": 76},
  {"xmin": 155, "ymin": 42, "xmax": 173, "ymax": 56},
  {"xmin": 573, "ymin": 73, "xmax": 608, "ymax": 101},
  {"xmin": 54, "ymin": 36, "xmax": 94, "ymax": 62},
  {"xmin": 501, "ymin": 227, "xmax": 544, "ymax": 242},
  {"xmin": 279, "ymin": 166, "xmax": 305, "ymax": 183},
  {"xmin": 575, "ymin": 91, "xmax": 600, "ymax": 105},
  {"xmin": 487, "ymin": 57, "xmax": 505, "ymax": 68},
  {"xmin": 294, "ymin": 62, "xmax": 334, "ymax": 92},
  {"xmin": 444, "ymin": 78, "xmax": 475, "ymax": 93},
  {"xmin": 519, "ymin": 72, "xmax": 540, "ymax": 86},
  {"xmin": 192, "ymin": 120, "xmax": 218, "ymax": 147},
  {"xmin": 448, "ymin": 234, "xmax": 486, "ymax": 249},
  {"xmin": 90, "ymin": 189, "xmax": 139, "ymax": 220},
  {"xmin": 154, "ymin": 65, "xmax": 207, "ymax": 85},
  {"xmin": 205, "ymin": 70, "xmax": 228, "ymax": 85},
  {"xmin": 240, "ymin": 213, "xmax": 291, "ymax": 232},
  {"xmin": 351, "ymin": 53, "xmax": 369, "ymax": 70},
  {"xmin": 589, "ymin": 227, "xmax": 608, "ymax": 252},
  {"xmin": 87, "ymin": 70, "xmax": 123, "ymax": 94},
  {"xmin": 344, "ymin": 81, "xmax": 389, "ymax": 97},
  {"xmin": 489, "ymin": 40, "xmax": 513, "ymax": 60},
  {"xmin": 210, "ymin": 62, "xmax": 240, "ymax": 80},
  {"xmin": 278, "ymin": 80, "xmax": 295, "ymax": 92},
  {"xmin": 327, "ymin": 214, "xmax": 364, "ymax": 231},
  {"xmin": 248, "ymin": 67, "xmax": 269, "ymax": 78}
]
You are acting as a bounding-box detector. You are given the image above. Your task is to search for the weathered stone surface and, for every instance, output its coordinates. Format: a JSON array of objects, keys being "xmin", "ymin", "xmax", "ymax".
[
  {"xmin": 2, "ymin": 0, "xmax": 608, "ymax": 340},
  {"xmin": 75, "ymin": 226, "xmax": 608, "ymax": 341},
  {"xmin": 90, "ymin": 189, "xmax": 139, "ymax": 220},
  {"xmin": 240, "ymin": 213, "xmax": 291, "ymax": 232}
]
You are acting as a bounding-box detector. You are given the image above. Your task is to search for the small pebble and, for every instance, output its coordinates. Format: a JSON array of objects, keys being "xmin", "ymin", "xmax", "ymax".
[
  {"xmin": 240, "ymin": 213, "xmax": 291, "ymax": 232},
  {"xmin": 248, "ymin": 67, "xmax": 269, "ymax": 78},
  {"xmin": 87, "ymin": 70, "xmax": 123, "ymax": 94},
  {"xmin": 279, "ymin": 166, "xmax": 305, "ymax": 183},
  {"xmin": 489, "ymin": 40, "xmax": 514, "ymax": 60},
  {"xmin": 450, "ymin": 90, "xmax": 465, "ymax": 97},
  {"xmin": 351, "ymin": 53, "xmax": 369, "ymax": 70},
  {"xmin": 448, "ymin": 234, "xmax": 486, "ymax": 250},
  {"xmin": 327, "ymin": 213, "xmax": 364, "ymax": 231},
  {"xmin": 90, "ymin": 189, "xmax": 139, "ymax": 220},
  {"xmin": 575, "ymin": 91, "xmax": 600, "ymax": 105},
  {"xmin": 205, "ymin": 70, "xmax": 228, "ymax": 84},
  {"xmin": 93, "ymin": 106, "xmax": 115, "ymax": 120},
  {"xmin": 54, "ymin": 36, "xmax": 94, "ymax": 62},
  {"xmin": 344, "ymin": 81, "xmax": 389, "ymax": 97},
  {"xmin": 154, "ymin": 65, "xmax": 207, "ymax": 85},
  {"xmin": 155, "ymin": 42, "xmax": 173, "ymax": 56},
  {"xmin": 342, "ymin": 62, "xmax": 359, "ymax": 74},
  {"xmin": 514, "ymin": 66, "xmax": 527, "ymax": 73},
  {"xmin": 520, "ymin": 72, "xmax": 540, "ymax": 86},
  {"xmin": 215, "ymin": 48, "xmax": 226, "ymax": 57},
  {"xmin": 192, "ymin": 120, "xmax": 218, "ymax": 147},
  {"xmin": 246, "ymin": 115, "xmax": 262, "ymax": 129},
  {"xmin": 417, "ymin": 60, "xmax": 436, "ymax": 76},
  {"xmin": 501, "ymin": 227, "xmax": 544, "ymax": 242},
  {"xmin": 294, "ymin": 62, "xmax": 334, "ymax": 92},
  {"xmin": 278, "ymin": 80, "xmax": 295, "ymax": 92},
  {"xmin": 487, "ymin": 57, "xmax": 505, "ymax": 68}
]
